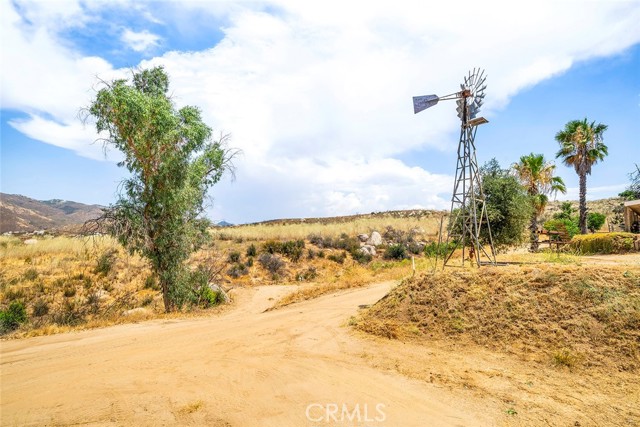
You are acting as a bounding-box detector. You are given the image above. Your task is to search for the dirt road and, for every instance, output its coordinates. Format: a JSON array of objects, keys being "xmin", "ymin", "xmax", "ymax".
[{"xmin": 1, "ymin": 282, "xmax": 495, "ymax": 426}]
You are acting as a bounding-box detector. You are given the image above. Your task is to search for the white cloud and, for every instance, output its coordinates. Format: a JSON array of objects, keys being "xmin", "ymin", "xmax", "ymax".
[
  {"xmin": 121, "ymin": 28, "xmax": 161, "ymax": 52},
  {"xmin": 2, "ymin": 0, "xmax": 640, "ymax": 222}
]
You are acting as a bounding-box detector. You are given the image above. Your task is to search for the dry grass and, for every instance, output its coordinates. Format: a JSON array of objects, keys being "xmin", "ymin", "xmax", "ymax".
[
  {"xmin": 212, "ymin": 210, "xmax": 444, "ymax": 241},
  {"xmin": 354, "ymin": 263, "xmax": 640, "ymax": 371}
]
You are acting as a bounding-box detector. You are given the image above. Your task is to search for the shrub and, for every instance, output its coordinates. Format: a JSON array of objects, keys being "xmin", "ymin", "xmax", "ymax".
[
  {"xmin": 33, "ymin": 299, "xmax": 49, "ymax": 317},
  {"xmin": 351, "ymin": 249, "xmax": 372, "ymax": 264},
  {"xmin": 258, "ymin": 253, "xmax": 286, "ymax": 277},
  {"xmin": 327, "ymin": 251, "xmax": 347, "ymax": 264},
  {"xmin": 0, "ymin": 301, "xmax": 27, "ymax": 333},
  {"xmin": 23, "ymin": 268, "xmax": 39, "ymax": 281},
  {"xmin": 424, "ymin": 242, "xmax": 457, "ymax": 257},
  {"xmin": 52, "ymin": 300, "xmax": 85, "ymax": 326},
  {"xmin": 570, "ymin": 232, "xmax": 637, "ymax": 254},
  {"xmin": 262, "ymin": 239, "xmax": 305, "ymax": 262},
  {"xmin": 296, "ymin": 267, "xmax": 318, "ymax": 281},
  {"xmin": 246, "ymin": 244, "xmax": 257, "ymax": 257},
  {"xmin": 94, "ymin": 249, "xmax": 117, "ymax": 276},
  {"xmin": 384, "ymin": 244, "xmax": 408, "ymax": 260},
  {"xmin": 228, "ymin": 251, "xmax": 241, "ymax": 263},
  {"xmin": 246, "ymin": 257, "xmax": 254, "ymax": 267},
  {"xmin": 227, "ymin": 263, "xmax": 249, "ymax": 278},
  {"xmin": 63, "ymin": 286, "xmax": 77, "ymax": 298},
  {"xmin": 587, "ymin": 212, "xmax": 607, "ymax": 233}
]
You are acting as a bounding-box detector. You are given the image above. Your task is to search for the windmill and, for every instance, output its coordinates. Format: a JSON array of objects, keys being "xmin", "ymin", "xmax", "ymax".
[{"xmin": 413, "ymin": 68, "xmax": 496, "ymax": 267}]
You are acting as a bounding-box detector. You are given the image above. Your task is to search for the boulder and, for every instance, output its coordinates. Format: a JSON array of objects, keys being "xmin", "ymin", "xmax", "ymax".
[
  {"xmin": 360, "ymin": 245, "xmax": 376, "ymax": 256},
  {"xmin": 357, "ymin": 233, "xmax": 369, "ymax": 243},
  {"xmin": 24, "ymin": 239, "xmax": 38, "ymax": 245},
  {"xmin": 208, "ymin": 283, "xmax": 230, "ymax": 304},
  {"xmin": 367, "ymin": 231, "xmax": 383, "ymax": 246}
]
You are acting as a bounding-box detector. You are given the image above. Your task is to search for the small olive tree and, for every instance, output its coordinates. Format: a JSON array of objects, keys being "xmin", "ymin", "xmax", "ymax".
[{"xmin": 86, "ymin": 67, "xmax": 236, "ymax": 312}]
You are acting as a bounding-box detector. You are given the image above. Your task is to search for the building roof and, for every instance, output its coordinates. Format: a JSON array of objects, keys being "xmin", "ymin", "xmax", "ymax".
[{"xmin": 624, "ymin": 199, "xmax": 640, "ymax": 215}]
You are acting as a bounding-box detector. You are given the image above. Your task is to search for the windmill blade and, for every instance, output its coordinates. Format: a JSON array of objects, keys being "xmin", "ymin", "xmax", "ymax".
[{"xmin": 413, "ymin": 95, "xmax": 440, "ymax": 114}]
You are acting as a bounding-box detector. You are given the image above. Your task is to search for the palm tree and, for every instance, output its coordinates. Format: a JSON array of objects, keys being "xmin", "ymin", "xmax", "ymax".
[
  {"xmin": 555, "ymin": 118, "xmax": 608, "ymax": 234},
  {"xmin": 513, "ymin": 153, "xmax": 567, "ymax": 251}
]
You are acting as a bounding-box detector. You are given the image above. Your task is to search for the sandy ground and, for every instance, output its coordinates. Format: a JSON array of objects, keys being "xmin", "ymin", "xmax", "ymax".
[
  {"xmin": 2, "ymin": 277, "xmax": 638, "ymax": 426},
  {"xmin": 1, "ymin": 282, "xmax": 496, "ymax": 426}
]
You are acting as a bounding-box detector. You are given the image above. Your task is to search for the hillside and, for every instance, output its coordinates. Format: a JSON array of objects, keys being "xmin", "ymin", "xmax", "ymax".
[{"xmin": 0, "ymin": 193, "xmax": 104, "ymax": 233}]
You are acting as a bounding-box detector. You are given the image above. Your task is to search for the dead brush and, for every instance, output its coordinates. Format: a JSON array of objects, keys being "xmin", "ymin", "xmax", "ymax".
[{"xmin": 355, "ymin": 264, "xmax": 640, "ymax": 371}]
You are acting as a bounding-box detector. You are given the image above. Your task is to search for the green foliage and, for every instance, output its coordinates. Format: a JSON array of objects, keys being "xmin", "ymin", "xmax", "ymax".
[
  {"xmin": 481, "ymin": 159, "xmax": 532, "ymax": 249},
  {"xmin": 512, "ymin": 154, "xmax": 566, "ymax": 250},
  {"xmin": 87, "ymin": 67, "xmax": 236, "ymax": 312},
  {"xmin": 553, "ymin": 202, "xmax": 576, "ymax": 221},
  {"xmin": 544, "ymin": 218, "xmax": 580, "ymax": 239},
  {"xmin": 327, "ymin": 251, "xmax": 347, "ymax": 264},
  {"xmin": 424, "ymin": 242, "xmax": 457, "ymax": 257},
  {"xmin": 227, "ymin": 251, "xmax": 241, "ymax": 263},
  {"xmin": 587, "ymin": 212, "xmax": 606, "ymax": 233},
  {"xmin": 94, "ymin": 249, "xmax": 117, "ymax": 276},
  {"xmin": 0, "ymin": 301, "xmax": 27, "ymax": 333},
  {"xmin": 555, "ymin": 118, "xmax": 608, "ymax": 234},
  {"xmin": 384, "ymin": 244, "xmax": 408, "ymax": 260},
  {"xmin": 262, "ymin": 239, "xmax": 305, "ymax": 262},
  {"xmin": 570, "ymin": 232, "xmax": 637, "ymax": 254}
]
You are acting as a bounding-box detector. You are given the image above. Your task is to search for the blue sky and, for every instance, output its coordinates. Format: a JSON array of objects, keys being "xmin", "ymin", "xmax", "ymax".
[{"xmin": 1, "ymin": 1, "xmax": 639, "ymax": 224}]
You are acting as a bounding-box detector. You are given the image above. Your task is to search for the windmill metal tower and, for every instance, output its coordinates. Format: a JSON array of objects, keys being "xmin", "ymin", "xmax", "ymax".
[{"xmin": 413, "ymin": 68, "xmax": 496, "ymax": 267}]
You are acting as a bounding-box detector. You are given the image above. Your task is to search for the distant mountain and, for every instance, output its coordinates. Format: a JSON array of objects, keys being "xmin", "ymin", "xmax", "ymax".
[
  {"xmin": 215, "ymin": 220, "xmax": 234, "ymax": 227},
  {"xmin": 0, "ymin": 193, "xmax": 104, "ymax": 233}
]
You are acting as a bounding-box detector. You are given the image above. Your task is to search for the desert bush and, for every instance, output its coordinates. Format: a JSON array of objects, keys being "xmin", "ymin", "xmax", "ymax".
[
  {"xmin": 262, "ymin": 239, "xmax": 305, "ymax": 262},
  {"xmin": 258, "ymin": 253, "xmax": 286, "ymax": 277},
  {"xmin": 327, "ymin": 251, "xmax": 347, "ymax": 264},
  {"xmin": 227, "ymin": 263, "xmax": 249, "ymax": 278},
  {"xmin": 246, "ymin": 257, "xmax": 254, "ymax": 267},
  {"xmin": 94, "ymin": 249, "xmax": 117, "ymax": 276},
  {"xmin": 570, "ymin": 232, "xmax": 637, "ymax": 254},
  {"xmin": 246, "ymin": 244, "xmax": 257, "ymax": 257},
  {"xmin": 351, "ymin": 249, "xmax": 372, "ymax": 264},
  {"xmin": 32, "ymin": 299, "xmax": 49, "ymax": 317},
  {"xmin": 228, "ymin": 251, "xmax": 241, "ymax": 263},
  {"xmin": 0, "ymin": 301, "xmax": 28, "ymax": 334},
  {"xmin": 63, "ymin": 286, "xmax": 77, "ymax": 298},
  {"xmin": 52, "ymin": 299, "xmax": 85, "ymax": 326},
  {"xmin": 384, "ymin": 244, "xmax": 408, "ymax": 260},
  {"xmin": 296, "ymin": 267, "xmax": 318, "ymax": 281},
  {"xmin": 23, "ymin": 268, "xmax": 39, "ymax": 281}
]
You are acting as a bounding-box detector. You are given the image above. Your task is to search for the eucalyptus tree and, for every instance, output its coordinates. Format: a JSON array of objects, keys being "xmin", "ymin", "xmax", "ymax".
[
  {"xmin": 555, "ymin": 118, "xmax": 608, "ymax": 234},
  {"xmin": 513, "ymin": 153, "xmax": 566, "ymax": 251},
  {"xmin": 87, "ymin": 67, "xmax": 237, "ymax": 311}
]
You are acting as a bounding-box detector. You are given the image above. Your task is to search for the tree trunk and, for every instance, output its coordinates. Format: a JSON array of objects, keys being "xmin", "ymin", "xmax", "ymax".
[
  {"xmin": 529, "ymin": 213, "xmax": 539, "ymax": 252},
  {"xmin": 579, "ymin": 171, "xmax": 588, "ymax": 234}
]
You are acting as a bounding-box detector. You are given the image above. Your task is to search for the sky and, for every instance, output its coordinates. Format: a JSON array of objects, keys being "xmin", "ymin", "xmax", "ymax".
[{"xmin": 1, "ymin": 0, "xmax": 639, "ymax": 224}]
